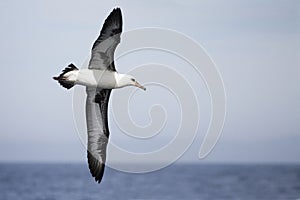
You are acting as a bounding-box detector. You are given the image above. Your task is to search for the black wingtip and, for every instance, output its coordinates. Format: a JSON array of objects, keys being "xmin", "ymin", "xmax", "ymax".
[
  {"xmin": 113, "ymin": 7, "xmax": 121, "ymax": 13},
  {"xmin": 111, "ymin": 7, "xmax": 122, "ymax": 19},
  {"xmin": 108, "ymin": 7, "xmax": 122, "ymax": 25},
  {"xmin": 107, "ymin": 7, "xmax": 122, "ymax": 20},
  {"xmin": 87, "ymin": 151, "xmax": 105, "ymax": 184},
  {"xmin": 91, "ymin": 7, "xmax": 123, "ymax": 51}
]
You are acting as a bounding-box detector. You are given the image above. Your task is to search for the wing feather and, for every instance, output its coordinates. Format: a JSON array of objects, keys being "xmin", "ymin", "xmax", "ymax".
[
  {"xmin": 88, "ymin": 8, "xmax": 122, "ymax": 71},
  {"xmin": 85, "ymin": 7, "xmax": 121, "ymax": 184},
  {"xmin": 86, "ymin": 88, "xmax": 111, "ymax": 183}
]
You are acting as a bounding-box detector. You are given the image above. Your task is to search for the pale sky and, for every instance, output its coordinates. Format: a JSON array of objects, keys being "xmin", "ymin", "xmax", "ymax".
[{"xmin": 0, "ymin": 0, "xmax": 299, "ymax": 163}]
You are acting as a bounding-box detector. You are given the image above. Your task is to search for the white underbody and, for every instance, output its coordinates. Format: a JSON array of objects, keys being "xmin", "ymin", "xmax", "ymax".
[
  {"xmin": 75, "ymin": 69, "xmax": 117, "ymax": 89},
  {"xmin": 62, "ymin": 69, "xmax": 117, "ymax": 89},
  {"xmin": 64, "ymin": 69, "xmax": 135, "ymax": 89}
]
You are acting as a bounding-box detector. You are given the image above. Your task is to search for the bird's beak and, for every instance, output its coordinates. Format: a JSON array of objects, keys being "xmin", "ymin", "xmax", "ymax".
[{"xmin": 135, "ymin": 81, "xmax": 146, "ymax": 91}]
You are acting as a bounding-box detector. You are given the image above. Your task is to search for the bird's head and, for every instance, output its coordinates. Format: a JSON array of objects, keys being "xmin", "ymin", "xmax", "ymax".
[{"xmin": 116, "ymin": 74, "xmax": 146, "ymax": 91}]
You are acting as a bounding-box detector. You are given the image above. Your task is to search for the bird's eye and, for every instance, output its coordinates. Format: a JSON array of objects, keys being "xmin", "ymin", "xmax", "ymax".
[{"xmin": 131, "ymin": 78, "xmax": 135, "ymax": 82}]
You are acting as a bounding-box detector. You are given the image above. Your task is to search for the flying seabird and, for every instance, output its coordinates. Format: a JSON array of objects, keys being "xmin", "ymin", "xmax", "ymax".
[{"xmin": 53, "ymin": 8, "xmax": 146, "ymax": 183}]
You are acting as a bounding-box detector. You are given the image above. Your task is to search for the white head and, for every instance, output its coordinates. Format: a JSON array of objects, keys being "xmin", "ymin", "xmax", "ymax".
[{"xmin": 116, "ymin": 74, "xmax": 146, "ymax": 91}]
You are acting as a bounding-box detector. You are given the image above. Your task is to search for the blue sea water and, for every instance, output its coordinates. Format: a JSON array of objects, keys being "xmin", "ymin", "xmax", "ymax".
[{"xmin": 0, "ymin": 163, "xmax": 299, "ymax": 200}]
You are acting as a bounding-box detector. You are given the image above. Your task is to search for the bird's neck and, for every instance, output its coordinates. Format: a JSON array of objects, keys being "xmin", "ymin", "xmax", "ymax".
[{"xmin": 115, "ymin": 73, "xmax": 129, "ymax": 88}]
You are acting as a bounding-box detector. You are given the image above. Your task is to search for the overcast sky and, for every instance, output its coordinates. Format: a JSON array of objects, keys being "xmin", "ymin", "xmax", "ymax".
[{"xmin": 0, "ymin": 0, "xmax": 299, "ymax": 163}]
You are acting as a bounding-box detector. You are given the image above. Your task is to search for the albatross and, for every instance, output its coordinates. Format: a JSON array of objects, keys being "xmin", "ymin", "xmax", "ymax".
[{"xmin": 53, "ymin": 8, "xmax": 145, "ymax": 183}]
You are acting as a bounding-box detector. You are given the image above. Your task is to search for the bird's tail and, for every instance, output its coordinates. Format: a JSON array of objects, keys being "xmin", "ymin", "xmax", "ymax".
[{"xmin": 53, "ymin": 63, "xmax": 78, "ymax": 89}]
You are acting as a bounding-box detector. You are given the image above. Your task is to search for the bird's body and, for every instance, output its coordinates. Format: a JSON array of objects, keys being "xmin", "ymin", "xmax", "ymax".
[
  {"xmin": 66, "ymin": 69, "xmax": 117, "ymax": 88},
  {"xmin": 62, "ymin": 69, "xmax": 142, "ymax": 89},
  {"xmin": 53, "ymin": 8, "xmax": 145, "ymax": 183}
]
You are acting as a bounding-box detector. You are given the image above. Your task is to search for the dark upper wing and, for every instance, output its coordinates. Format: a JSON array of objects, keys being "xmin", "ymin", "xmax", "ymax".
[
  {"xmin": 86, "ymin": 88, "xmax": 111, "ymax": 183},
  {"xmin": 88, "ymin": 8, "xmax": 122, "ymax": 71}
]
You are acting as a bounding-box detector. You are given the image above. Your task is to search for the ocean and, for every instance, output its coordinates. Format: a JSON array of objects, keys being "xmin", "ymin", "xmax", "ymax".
[{"xmin": 0, "ymin": 163, "xmax": 299, "ymax": 200}]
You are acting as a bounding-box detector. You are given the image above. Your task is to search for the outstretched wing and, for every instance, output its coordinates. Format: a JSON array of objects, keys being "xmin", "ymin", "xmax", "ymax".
[
  {"xmin": 85, "ymin": 8, "xmax": 122, "ymax": 183},
  {"xmin": 88, "ymin": 8, "xmax": 122, "ymax": 71},
  {"xmin": 86, "ymin": 88, "xmax": 111, "ymax": 183}
]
